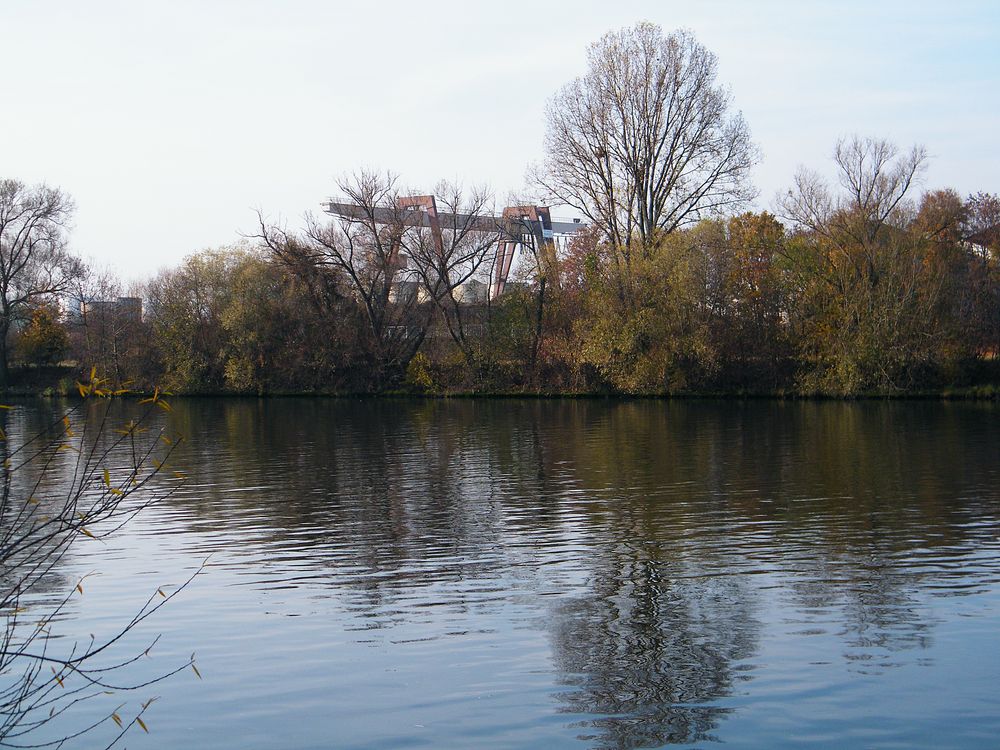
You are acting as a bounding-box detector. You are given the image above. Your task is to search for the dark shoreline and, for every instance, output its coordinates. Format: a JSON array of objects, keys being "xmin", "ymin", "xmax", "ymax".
[
  {"xmin": 5, "ymin": 363, "xmax": 999, "ymax": 401},
  {"xmin": 5, "ymin": 386, "xmax": 1000, "ymax": 402}
]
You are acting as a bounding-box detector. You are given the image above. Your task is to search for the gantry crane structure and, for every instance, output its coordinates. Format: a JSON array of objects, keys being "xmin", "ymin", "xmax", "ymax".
[{"xmin": 324, "ymin": 195, "xmax": 586, "ymax": 300}]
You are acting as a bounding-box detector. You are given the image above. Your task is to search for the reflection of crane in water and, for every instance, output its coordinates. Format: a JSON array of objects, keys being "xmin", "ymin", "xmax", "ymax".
[{"xmin": 324, "ymin": 196, "xmax": 587, "ymax": 300}]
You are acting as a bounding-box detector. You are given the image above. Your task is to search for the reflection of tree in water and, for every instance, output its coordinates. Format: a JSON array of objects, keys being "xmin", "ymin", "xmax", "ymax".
[
  {"xmin": 780, "ymin": 545, "xmax": 936, "ymax": 673},
  {"xmin": 549, "ymin": 560, "xmax": 759, "ymax": 748},
  {"xmin": 526, "ymin": 402, "xmax": 768, "ymax": 747},
  {"xmin": 524, "ymin": 399, "xmax": 1000, "ymax": 743},
  {"xmin": 159, "ymin": 399, "xmax": 526, "ymax": 620},
  {"xmin": 0, "ymin": 402, "xmax": 84, "ymax": 615}
]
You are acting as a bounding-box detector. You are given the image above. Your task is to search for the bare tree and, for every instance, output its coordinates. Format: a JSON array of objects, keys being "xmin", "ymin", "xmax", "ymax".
[
  {"xmin": 781, "ymin": 136, "xmax": 928, "ymax": 248},
  {"xmin": 535, "ymin": 23, "xmax": 757, "ymax": 261},
  {"xmin": 0, "ymin": 181, "xmax": 81, "ymax": 389},
  {"xmin": 779, "ymin": 135, "xmax": 928, "ymax": 292},
  {"xmin": 1, "ymin": 382, "xmax": 199, "ymax": 746},
  {"xmin": 257, "ymin": 171, "xmax": 433, "ymax": 385},
  {"xmin": 65, "ymin": 268, "xmax": 146, "ymax": 387},
  {"xmin": 402, "ymin": 183, "xmax": 497, "ymax": 367}
]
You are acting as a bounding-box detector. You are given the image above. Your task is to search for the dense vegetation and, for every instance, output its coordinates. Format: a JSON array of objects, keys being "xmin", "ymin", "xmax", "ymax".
[{"xmin": 5, "ymin": 182, "xmax": 995, "ymax": 398}]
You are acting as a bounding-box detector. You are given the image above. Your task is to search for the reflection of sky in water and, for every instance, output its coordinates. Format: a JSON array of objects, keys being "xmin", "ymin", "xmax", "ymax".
[{"xmin": 6, "ymin": 398, "xmax": 1000, "ymax": 749}]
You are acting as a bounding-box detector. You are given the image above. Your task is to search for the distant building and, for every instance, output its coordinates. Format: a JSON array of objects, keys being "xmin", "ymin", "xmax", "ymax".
[
  {"xmin": 967, "ymin": 223, "xmax": 999, "ymax": 257},
  {"xmin": 499, "ymin": 281, "xmax": 531, "ymax": 297},
  {"xmin": 62, "ymin": 296, "xmax": 82, "ymax": 319},
  {"xmin": 453, "ymin": 279, "xmax": 489, "ymax": 304},
  {"xmin": 388, "ymin": 281, "xmax": 420, "ymax": 305}
]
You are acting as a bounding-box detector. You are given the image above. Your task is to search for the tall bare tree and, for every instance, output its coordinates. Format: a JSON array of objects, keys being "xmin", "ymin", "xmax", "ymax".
[
  {"xmin": 0, "ymin": 180, "xmax": 80, "ymax": 388},
  {"xmin": 535, "ymin": 23, "xmax": 757, "ymax": 262}
]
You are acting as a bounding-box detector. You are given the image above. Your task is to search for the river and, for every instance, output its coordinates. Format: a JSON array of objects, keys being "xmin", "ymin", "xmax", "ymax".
[{"xmin": 5, "ymin": 398, "xmax": 1000, "ymax": 748}]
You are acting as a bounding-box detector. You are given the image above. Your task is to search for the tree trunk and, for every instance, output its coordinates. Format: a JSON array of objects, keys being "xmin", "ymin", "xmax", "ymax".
[
  {"xmin": 0, "ymin": 319, "xmax": 9, "ymax": 391},
  {"xmin": 530, "ymin": 277, "xmax": 547, "ymax": 384}
]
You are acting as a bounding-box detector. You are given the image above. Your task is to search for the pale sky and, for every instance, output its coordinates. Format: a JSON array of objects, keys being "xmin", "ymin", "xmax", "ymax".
[{"xmin": 2, "ymin": 0, "xmax": 998, "ymax": 281}]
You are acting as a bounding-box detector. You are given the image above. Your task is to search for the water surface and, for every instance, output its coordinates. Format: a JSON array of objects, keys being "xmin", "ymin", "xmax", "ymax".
[{"xmin": 6, "ymin": 398, "xmax": 1000, "ymax": 748}]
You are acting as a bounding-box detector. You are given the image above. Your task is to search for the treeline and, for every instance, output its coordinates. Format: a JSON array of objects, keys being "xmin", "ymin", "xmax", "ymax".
[{"xmin": 9, "ymin": 179, "xmax": 998, "ymax": 397}]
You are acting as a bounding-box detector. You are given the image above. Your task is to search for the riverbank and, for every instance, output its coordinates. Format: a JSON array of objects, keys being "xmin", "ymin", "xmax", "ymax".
[{"xmin": 5, "ymin": 367, "xmax": 1000, "ymax": 401}]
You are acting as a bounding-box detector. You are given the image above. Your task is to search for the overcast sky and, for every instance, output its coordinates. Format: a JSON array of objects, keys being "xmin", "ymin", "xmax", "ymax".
[{"xmin": 2, "ymin": 0, "xmax": 998, "ymax": 281}]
